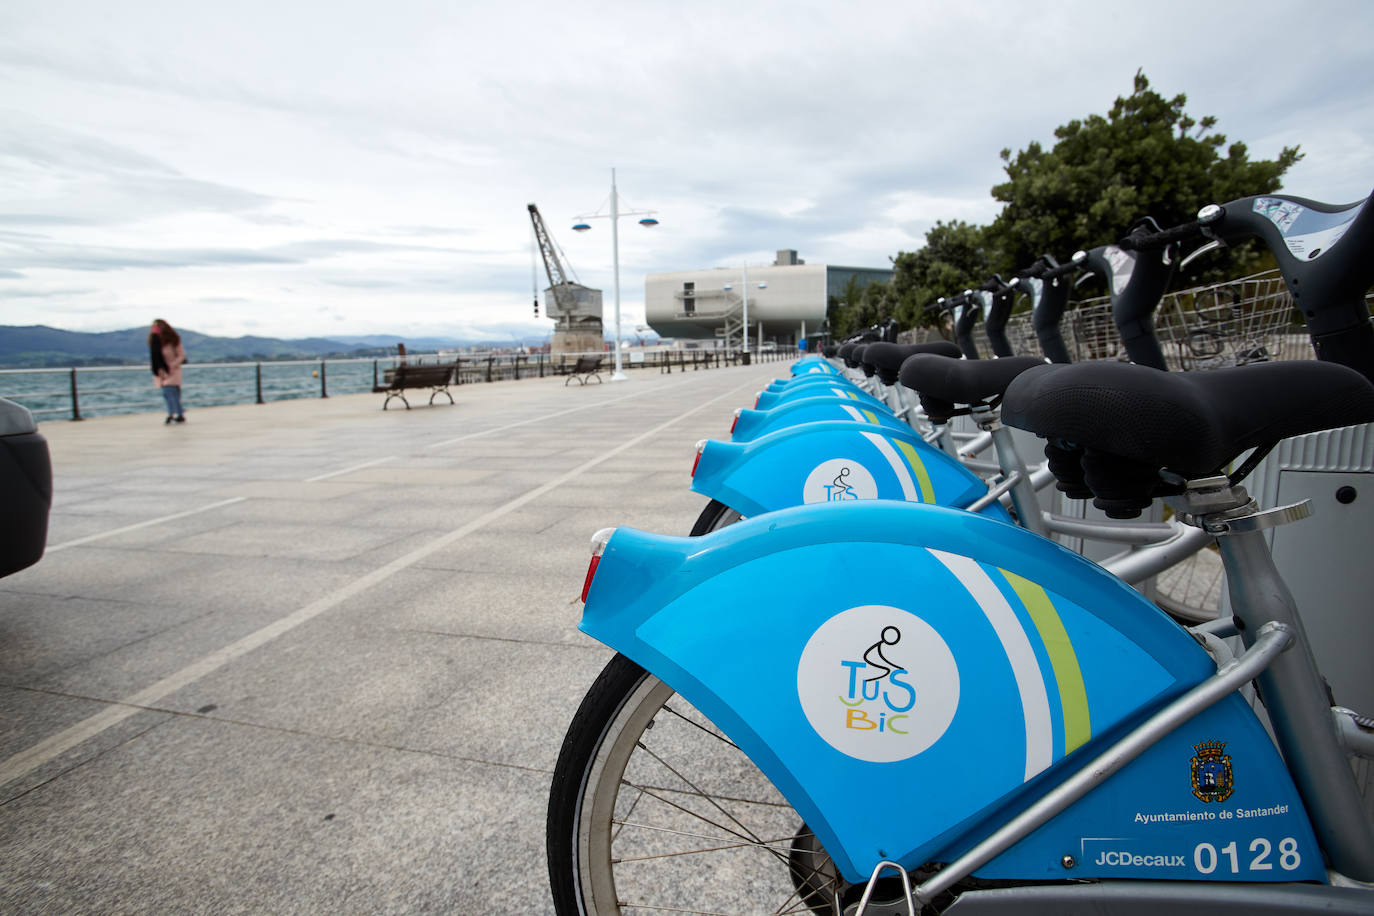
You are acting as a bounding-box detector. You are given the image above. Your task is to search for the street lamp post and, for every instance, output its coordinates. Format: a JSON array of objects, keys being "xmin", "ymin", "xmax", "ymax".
[
  {"xmin": 723, "ymin": 265, "xmax": 766, "ymax": 358},
  {"xmin": 572, "ymin": 168, "xmax": 658, "ymax": 381}
]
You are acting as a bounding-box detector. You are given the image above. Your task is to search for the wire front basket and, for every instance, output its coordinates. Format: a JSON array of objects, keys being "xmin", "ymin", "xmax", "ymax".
[
  {"xmin": 1153, "ymin": 270, "xmax": 1299, "ymax": 371},
  {"xmin": 898, "ymin": 269, "xmax": 1318, "ymax": 370},
  {"xmin": 1065, "ymin": 297, "xmax": 1125, "ymax": 363}
]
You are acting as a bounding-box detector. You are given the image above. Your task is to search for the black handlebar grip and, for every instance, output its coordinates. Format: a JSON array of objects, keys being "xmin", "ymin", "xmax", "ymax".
[
  {"xmin": 1043, "ymin": 259, "xmax": 1080, "ymax": 281},
  {"xmin": 1118, "ymin": 219, "xmax": 1204, "ymax": 251}
]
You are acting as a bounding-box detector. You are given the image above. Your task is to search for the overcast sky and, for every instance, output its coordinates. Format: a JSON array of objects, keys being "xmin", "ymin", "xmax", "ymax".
[{"xmin": 2, "ymin": 0, "xmax": 1371, "ymax": 342}]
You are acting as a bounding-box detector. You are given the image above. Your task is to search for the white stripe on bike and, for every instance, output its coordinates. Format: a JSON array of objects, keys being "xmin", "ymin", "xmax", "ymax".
[
  {"xmin": 861, "ymin": 431, "xmax": 917, "ymax": 501},
  {"xmin": 927, "ymin": 548, "xmax": 1053, "ymax": 780},
  {"xmin": 840, "ymin": 404, "xmax": 866, "ymax": 422}
]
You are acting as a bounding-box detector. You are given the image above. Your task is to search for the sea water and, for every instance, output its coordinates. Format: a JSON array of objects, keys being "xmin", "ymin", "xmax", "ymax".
[{"xmin": 0, "ymin": 359, "xmax": 386, "ymax": 421}]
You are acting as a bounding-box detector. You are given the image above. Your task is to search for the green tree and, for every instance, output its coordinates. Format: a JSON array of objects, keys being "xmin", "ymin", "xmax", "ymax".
[
  {"xmin": 892, "ymin": 220, "xmax": 1003, "ymax": 328},
  {"xmin": 829, "ymin": 274, "xmax": 900, "ymax": 339},
  {"xmin": 988, "ymin": 70, "xmax": 1302, "ymax": 272},
  {"xmin": 826, "ymin": 273, "xmax": 865, "ymax": 338}
]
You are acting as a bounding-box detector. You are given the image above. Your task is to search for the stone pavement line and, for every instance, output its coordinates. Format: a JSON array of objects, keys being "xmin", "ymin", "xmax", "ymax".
[
  {"xmin": 0, "ymin": 376, "xmax": 757, "ymax": 790},
  {"xmin": 303, "ymin": 384, "xmax": 672, "ymax": 480},
  {"xmin": 42, "ymin": 375, "xmax": 697, "ymax": 549},
  {"xmin": 423, "ymin": 375, "xmax": 693, "ymax": 450},
  {"xmin": 303, "ymin": 455, "xmax": 397, "ymax": 482},
  {"xmin": 44, "ymin": 497, "xmax": 249, "ymax": 553}
]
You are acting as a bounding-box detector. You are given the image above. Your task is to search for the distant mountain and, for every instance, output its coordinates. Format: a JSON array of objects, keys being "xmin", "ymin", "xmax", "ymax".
[{"xmin": 0, "ymin": 325, "xmax": 563, "ymax": 368}]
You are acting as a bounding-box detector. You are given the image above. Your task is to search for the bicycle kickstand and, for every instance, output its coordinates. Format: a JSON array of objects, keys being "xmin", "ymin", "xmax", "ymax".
[{"xmin": 851, "ymin": 860, "xmax": 917, "ymax": 916}]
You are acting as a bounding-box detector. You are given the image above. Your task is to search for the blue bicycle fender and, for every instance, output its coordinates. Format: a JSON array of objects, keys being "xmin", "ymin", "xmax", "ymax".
[
  {"xmin": 691, "ymin": 421, "xmax": 1006, "ymax": 521},
  {"xmin": 731, "ymin": 396, "xmax": 913, "ymax": 442},
  {"xmin": 756, "ymin": 383, "xmax": 890, "ymax": 413},
  {"xmin": 790, "ymin": 357, "xmax": 837, "ymax": 376},
  {"xmin": 580, "ymin": 502, "xmax": 1222, "ymax": 882},
  {"xmin": 763, "ymin": 375, "xmax": 866, "ymax": 397}
]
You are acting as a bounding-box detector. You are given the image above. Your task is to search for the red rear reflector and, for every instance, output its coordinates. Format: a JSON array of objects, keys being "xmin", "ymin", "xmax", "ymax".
[
  {"xmin": 582, "ymin": 527, "xmax": 616, "ymax": 603},
  {"xmin": 691, "ymin": 440, "xmax": 707, "ymax": 478},
  {"xmin": 581, "ymin": 555, "xmax": 600, "ymax": 603},
  {"xmin": 730, "ymin": 410, "xmax": 739, "ymax": 433}
]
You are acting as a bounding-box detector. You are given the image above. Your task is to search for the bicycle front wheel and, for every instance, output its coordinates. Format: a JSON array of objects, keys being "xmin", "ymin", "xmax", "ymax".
[{"xmin": 547, "ymin": 653, "xmax": 847, "ymax": 915}]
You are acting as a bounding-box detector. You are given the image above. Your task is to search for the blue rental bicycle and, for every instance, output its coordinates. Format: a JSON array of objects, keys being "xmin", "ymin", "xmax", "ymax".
[{"xmin": 547, "ymin": 189, "xmax": 1374, "ymax": 915}]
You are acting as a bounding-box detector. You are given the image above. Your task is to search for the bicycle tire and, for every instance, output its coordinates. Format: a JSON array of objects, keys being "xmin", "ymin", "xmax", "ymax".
[
  {"xmin": 545, "ymin": 652, "xmax": 847, "ymax": 915},
  {"xmin": 689, "ymin": 498, "xmax": 742, "ymax": 537}
]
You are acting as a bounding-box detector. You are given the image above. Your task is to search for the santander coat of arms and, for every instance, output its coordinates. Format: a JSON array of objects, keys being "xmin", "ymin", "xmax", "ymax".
[{"xmin": 1190, "ymin": 740, "xmax": 1235, "ymax": 803}]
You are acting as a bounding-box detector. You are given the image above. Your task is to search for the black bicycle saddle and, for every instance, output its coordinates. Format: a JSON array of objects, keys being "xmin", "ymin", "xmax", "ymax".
[
  {"xmin": 900, "ymin": 355, "xmax": 1046, "ymax": 423},
  {"xmin": 863, "ymin": 342, "xmax": 963, "ymax": 386},
  {"xmin": 1002, "ymin": 360, "xmax": 1374, "ymax": 517}
]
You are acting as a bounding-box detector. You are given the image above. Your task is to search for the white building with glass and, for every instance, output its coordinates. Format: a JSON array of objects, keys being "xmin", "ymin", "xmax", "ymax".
[{"xmin": 644, "ymin": 250, "xmax": 892, "ymax": 347}]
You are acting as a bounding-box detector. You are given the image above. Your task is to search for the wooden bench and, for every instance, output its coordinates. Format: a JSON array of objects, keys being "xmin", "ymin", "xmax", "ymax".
[
  {"xmin": 564, "ymin": 355, "xmax": 604, "ymax": 386},
  {"xmin": 373, "ymin": 362, "xmax": 457, "ymax": 410}
]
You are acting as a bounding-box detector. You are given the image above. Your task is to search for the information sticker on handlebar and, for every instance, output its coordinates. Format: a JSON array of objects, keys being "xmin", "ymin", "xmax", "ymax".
[
  {"xmin": 1253, "ymin": 197, "xmax": 1365, "ymax": 260},
  {"xmin": 1105, "ymin": 245, "xmax": 1135, "ymax": 295},
  {"xmin": 1253, "ymin": 198, "xmax": 1304, "ymax": 234}
]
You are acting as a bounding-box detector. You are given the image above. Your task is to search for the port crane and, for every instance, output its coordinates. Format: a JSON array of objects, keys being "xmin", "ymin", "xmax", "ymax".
[{"xmin": 528, "ymin": 203, "xmax": 577, "ymax": 319}]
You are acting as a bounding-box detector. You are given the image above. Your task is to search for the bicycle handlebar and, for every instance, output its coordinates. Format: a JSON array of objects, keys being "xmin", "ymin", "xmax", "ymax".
[
  {"xmin": 1015, "ymin": 254, "xmax": 1077, "ymax": 284},
  {"xmin": 1116, "ymin": 214, "xmax": 1207, "ymax": 252},
  {"xmin": 1182, "ymin": 190, "xmax": 1373, "ymax": 379},
  {"xmin": 1043, "ymin": 258, "xmax": 1079, "ymax": 281}
]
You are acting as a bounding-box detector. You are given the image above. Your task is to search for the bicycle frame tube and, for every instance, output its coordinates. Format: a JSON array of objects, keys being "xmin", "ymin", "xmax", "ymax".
[
  {"xmin": 974, "ymin": 407, "xmax": 1045, "ymax": 537},
  {"xmin": 1215, "ymin": 521, "xmax": 1374, "ymax": 880}
]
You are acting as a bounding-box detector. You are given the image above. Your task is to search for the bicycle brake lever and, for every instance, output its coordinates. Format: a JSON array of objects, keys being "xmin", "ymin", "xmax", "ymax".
[{"xmin": 1179, "ymin": 238, "xmax": 1225, "ymax": 270}]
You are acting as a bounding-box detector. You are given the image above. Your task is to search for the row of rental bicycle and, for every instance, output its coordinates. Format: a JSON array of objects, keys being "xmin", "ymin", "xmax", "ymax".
[{"xmin": 546, "ymin": 188, "xmax": 1374, "ymax": 914}]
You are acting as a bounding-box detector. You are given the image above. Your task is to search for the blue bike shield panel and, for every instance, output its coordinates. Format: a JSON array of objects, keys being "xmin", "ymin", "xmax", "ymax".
[
  {"xmin": 767, "ymin": 373, "xmax": 862, "ymax": 395},
  {"xmin": 691, "ymin": 421, "xmax": 1006, "ymax": 522},
  {"xmin": 580, "ymin": 502, "xmax": 1214, "ymax": 882},
  {"xmin": 731, "ymin": 397, "xmax": 914, "ymax": 442},
  {"xmin": 790, "ymin": 357, "xmax": 838, "ymax": 375},
  {"xmin": 755, "ymin": 384, "xmax": 889, "ymax": 413},
  {"xmin": 968, "ymin": 692, "xmax": 1323, "ymax": 882}
]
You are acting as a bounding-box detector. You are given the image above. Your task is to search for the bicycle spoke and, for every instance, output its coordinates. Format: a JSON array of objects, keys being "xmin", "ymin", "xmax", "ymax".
[
  {"xmin": 631, "ymin": 740, "xmax": 773, "ymax": 850},
  {"xmin": 618, "ymin": 778, "xmax": 790, "ymax": 866},
  {"xmin": 661, "ymin": 702, "xmax": 742, "ymax": 751},
  {"xmin": 625, "ymin": 780, "xmax": 791, "ymax": 809},
  {"xmin": 613, "ymin": 821, "xmax": 806, "ymax": 859}
]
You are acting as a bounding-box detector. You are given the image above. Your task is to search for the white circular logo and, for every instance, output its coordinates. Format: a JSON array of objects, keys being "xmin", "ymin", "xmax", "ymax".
[
  {"xmin": 802, "ymin": 459, "xmax": 878, "ymax": 504},
  {"xmin": 797, "ymin": 605, "xmax": 960, "ymax": 762}
]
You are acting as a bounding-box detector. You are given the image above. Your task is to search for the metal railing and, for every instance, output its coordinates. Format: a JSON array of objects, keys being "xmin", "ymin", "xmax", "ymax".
[{"xmin": 0, "ymin": 347, "xmax": 800, "ymax": 422}]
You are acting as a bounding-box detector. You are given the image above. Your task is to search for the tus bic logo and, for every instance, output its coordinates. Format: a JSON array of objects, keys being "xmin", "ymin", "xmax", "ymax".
[
  {"xmin": 802, "ymin": 459, "xmax": 877, "ymax": 504},
  {"xmin": 798, "ymin": 605, "xmax": 960, "ymax": 763},
  {"xmin": 838, "ymin": 626, "xmax": 916, "ymax": 734}
]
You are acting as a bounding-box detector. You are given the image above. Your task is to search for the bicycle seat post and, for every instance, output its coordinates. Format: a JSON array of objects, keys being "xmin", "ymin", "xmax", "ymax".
[
  {"xmin": 971, "ymin": 403, "xmax": 1046, "ymax": 537},
  {"xmin": 1169, "ymin": 478, "xmax": 1374, "ymax": 882}
]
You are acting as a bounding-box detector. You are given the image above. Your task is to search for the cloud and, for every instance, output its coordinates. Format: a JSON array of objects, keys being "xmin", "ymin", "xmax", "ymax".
[
  {"xmin": 0, "ymin": 0, "xmax": 1369, "ymax": 339},
  {"xmin": 0, "ymin": 113, "xmax": 278, "ymax": 228},
  {"xmin": 0, "ymin": 234, "xmax": 462, "ymax": 273},
  {"xmin": 0, "ymin": 285, "xmax": 98, "ymax": 298}
]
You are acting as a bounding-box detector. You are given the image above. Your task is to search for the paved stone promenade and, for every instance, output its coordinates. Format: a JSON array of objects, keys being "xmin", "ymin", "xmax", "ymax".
[{"xmin": 0, "ymin": 359, "xmax": 787, "ymax": 913}]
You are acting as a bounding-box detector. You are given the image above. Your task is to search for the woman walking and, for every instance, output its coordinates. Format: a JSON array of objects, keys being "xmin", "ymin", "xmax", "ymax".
[{"xmin": 149, "ymin": 319, "xmax": 188, "ymax": 424}]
